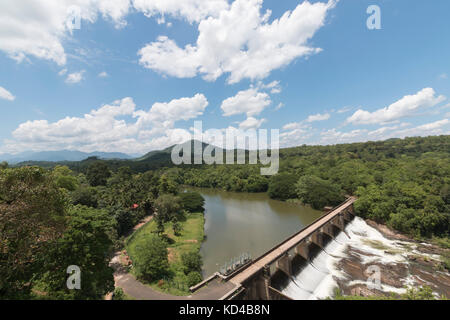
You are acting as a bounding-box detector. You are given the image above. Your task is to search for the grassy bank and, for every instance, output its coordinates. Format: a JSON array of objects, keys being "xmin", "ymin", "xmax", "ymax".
[{"xmin": 126, "ymin": 212, "xmax": 205, "ymax": 295}]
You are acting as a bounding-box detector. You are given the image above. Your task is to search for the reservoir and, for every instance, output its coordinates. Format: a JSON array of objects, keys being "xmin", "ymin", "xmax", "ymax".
[{"xmin": 194, "ymin": 188, "xmax": 323, "ymax": 277}]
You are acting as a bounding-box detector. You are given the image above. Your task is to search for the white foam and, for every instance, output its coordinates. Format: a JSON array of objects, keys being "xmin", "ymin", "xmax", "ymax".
[{"xmin": 281, "ymin": 217, "xmax": 444, "ymax": 300}]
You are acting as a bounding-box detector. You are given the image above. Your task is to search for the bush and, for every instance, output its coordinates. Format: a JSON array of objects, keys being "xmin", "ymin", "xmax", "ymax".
[
  {"xmin": 268, "ymin": 173, "xmax": 298, "ymax": 200},
  {"xmin": 131, "ymin": 235, "xmax": 169, "ymax": 282},
  {"xmin": 181, "ymin": 251, "xmax": 202, "ymax": 274},
  {"xmin": 113, "ymin": 288, "xmax": 125, "ymax": 300},
  {"xmin": 180, "ymin": 192, "xmax": 205, "ymax": 213},
  {"xmin": 186, "ymin": 271, "xmax": 202, "ymax": 287}
]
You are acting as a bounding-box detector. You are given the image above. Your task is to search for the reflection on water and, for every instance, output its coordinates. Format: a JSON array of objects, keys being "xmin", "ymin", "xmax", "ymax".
[{"xmin": 192, "ymin": 188, "xmax": 323, "ymax": 276}]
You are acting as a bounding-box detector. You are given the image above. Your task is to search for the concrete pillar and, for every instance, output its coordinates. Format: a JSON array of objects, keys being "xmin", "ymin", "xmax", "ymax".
[
  {"xmin": 343, "ymin": 209, "xmax": 353, "ymax": 222},
  {"xmin": 311, "ymin": 231, "xmax": 323, "ymax": 248},
  {"xmin": 321, "ymin": 223, "xmax": 334, "ymax": 238},
  {"xmin": 295, "ymin": 241, "xmax": 310, "ymax": 260},
  {"xmin": 331, "ymin": 215, "xmax": 344, "ymax": 230},
  {"xmin": 276, "ymin": 253, "xmax": 292, "ymax": 277}
]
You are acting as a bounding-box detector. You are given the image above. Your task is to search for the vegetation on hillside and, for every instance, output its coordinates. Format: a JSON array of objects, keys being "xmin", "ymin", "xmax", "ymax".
[{"xmin": 1, "ymin": 135, "xmax": 449, "ymax": 299}]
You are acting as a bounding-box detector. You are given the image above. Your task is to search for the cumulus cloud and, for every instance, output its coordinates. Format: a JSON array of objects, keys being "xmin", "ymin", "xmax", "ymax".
[
  {"xmin": 306, "ymin": 113, "xmax": 330, "ymax": 122},
  {"xmin": 238, "ymin": 117, "xmax": 266, "ymax": 130},
  {"xmin": 318, "ymin": 119, "xmax": 449, "ymax": 145},
  {"xmin": 3, "ymin": 94, "xmax": 208, "ymax": 154},
  {"xmin": 347, "ymin": 88, "xmax": 446, "ymax": 125},
  {"xmin": 138, "ymin": 0, "xmax": 336, "ymax": 84},
  {"xmin": 132, "ymin": 0, "xmax": 229, "ymax": 23},
  {"xmin": 0, "ymin": 0, "xmax": 132, "ymax": 66},
  {"xmin": 0, "ymin": 86, "xmax": 15, "ymax": 101},
  {"xmin": 65, "ymin": 70, "xmax": 85, "ymax": 84},
  {"xmin": 221, "ymin": 88, "xmax": 271, "ymax": 117},
  {"xmin": 98, "ymin": 71, "xmax": 108, "ymax": 77}
]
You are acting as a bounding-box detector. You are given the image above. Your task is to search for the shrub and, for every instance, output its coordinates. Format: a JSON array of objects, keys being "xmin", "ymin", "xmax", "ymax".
[
  {"xmin": 113, "ymin": 288, "xmax": 125, "ymax": 300},
  {"xmin": 186, "ymin": 271, "xmax": 202, "ymax": 287},
  {"xmin": 181, "ymin": 251, "xmax": 202, "ymax": 274}
]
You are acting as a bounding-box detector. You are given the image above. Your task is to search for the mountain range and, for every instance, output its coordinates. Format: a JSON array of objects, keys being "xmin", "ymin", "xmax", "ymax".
[{"xmin": 0, "ymin": 150, "xmax": 138, "ymax": 164}]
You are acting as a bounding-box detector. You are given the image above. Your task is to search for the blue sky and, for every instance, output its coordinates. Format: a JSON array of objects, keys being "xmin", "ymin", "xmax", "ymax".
[{"xmin": 0, "ymin": 0, "xmax": 449, "ymax": 155}]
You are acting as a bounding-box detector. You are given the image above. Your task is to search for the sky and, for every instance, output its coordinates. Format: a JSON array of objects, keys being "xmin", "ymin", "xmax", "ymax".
[{"xmin": 0, "ymin": 0, "xmax": 449, "ymax": 155}]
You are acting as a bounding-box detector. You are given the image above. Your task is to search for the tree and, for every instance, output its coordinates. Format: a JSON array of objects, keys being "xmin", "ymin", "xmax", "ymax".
[
  {"xmin": 86, "ymin": 162, "xmax": 111, "ymax": 187},
  {"xmin": 154, "ymin": 194, "xmax": 182, "ymax": 222},
  {"xmin": 131, "ymin": 235, "xmax": 169, "ymax": 282},
  {"xmin": 71, "ymin": 185, "xmax": 98, "ymax": 208},
  {"xmin": 114, "ymin": 208, "xmax": 135, "ymax": 237},
  {"xmin": 155, "ymin": 218, "xmax": 165, "ymax": 236},
  {"xmin": 296, "ymin": 175, "xmax": 345, "ymax": 210},
  {"xmin": 0, "ymin": 161, "xmax": 8, "ymax": 169},
  {"xmin": 172, "ymin": 216, "xmax": 182, "ymax": 236},
  {"xmin": 180, "ymin": 192, "xmax": 205, "ymax": 213},
  {"xmin": 36, "ymin": 205, "xmax": 115, "ymax": 299},
  {"xmin": 181, "ymin": 251, "xmax": 202, "ymax": 275},
  {"xmin": 0, "ymin": 167, "xmax": 66, "ymax": 298},
  {"xmin": 268, "ymin": 173, "xmax": 298, "ymax": 200},
  {"xmin": 159, "ymin": 174, "xmax": 179, "ymax": 195}
]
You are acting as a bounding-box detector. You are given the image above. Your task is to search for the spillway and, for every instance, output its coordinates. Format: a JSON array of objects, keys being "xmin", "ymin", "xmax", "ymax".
[{"xmin": 280, "ymin": 217, "xmax": 439, "ymax": 300}]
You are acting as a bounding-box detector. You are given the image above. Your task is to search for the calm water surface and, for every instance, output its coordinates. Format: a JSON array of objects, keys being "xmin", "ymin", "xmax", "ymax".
[{"xmin": 193, "ymin": 189, "xmax": 323, "ymax": 276}]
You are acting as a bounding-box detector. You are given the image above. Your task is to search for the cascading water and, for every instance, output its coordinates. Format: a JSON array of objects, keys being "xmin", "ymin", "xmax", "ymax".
[{"xmin": 280, "ymin": 217, "xmax": 445, "ymax": 300}]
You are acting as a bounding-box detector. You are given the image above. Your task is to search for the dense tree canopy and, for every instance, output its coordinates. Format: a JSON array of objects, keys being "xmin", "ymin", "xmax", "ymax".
[
  {"xmin": 86, "ymin": 162, "xmax": 111, "ymax": 187},
  {"xmin": 296, "ymin": 175, "xmax": 345, "ymax": 210},
  {"xmin": 180, "ymin": 191, "xmax": 205, "ymax": 213},
  {"xmin": 268, "ymin": 173, "xmax": 298, "ymax": 200},
  {"xmin": 130, "ymin": 235, "xmax": 169, "ymax": 282}
]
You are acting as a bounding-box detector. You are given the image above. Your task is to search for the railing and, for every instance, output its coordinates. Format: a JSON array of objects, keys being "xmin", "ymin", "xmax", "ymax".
[{"xmin": 229, "ymin": 197, "xmax": 356, "ymax": 278}]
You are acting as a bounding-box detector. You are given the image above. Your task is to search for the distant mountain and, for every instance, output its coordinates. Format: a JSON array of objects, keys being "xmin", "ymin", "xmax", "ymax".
[
  {"xmin": 137, "ymin": 140, "xmax": 212, "ymax": 161},
  {"xmin": 0, "ymin": 150, "xmax": 136, "ymax": 164}
]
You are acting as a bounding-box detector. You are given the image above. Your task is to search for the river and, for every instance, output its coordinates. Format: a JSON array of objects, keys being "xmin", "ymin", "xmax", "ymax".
[{"xmin": 193, "ymin": 188, "xmax": 323, "ymax": 277}]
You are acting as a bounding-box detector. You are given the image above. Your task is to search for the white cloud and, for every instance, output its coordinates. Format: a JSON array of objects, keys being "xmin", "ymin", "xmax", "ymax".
[
  {"xmin": 0, "ymin": 1, "xmax": 131, "ymax": 66},
  {"xmin": 0, "ymin": 86, "xmax": 15, "ymax": 101},
  {"xmin": 138, "ymin": 0, "xmax": 336, "ymax": 84},
  {"xmin": 347, "ymin": 88, "xmax": 446, "ymax": 125},
  {"xmin": 134, "ymin": 93, "xmax": 208, "ymax": 126},
  {"xmin": 65, "ymin": 70, "xmax": 85, "ymax": 84},
  {"xmin": 132, "ymin": 0, "xmax": 229, "ymax": 23},
  {"xmin": 98, "ymin": 71, "xmax": 109, "ymax": 77},
  {"xmin": 315, "ymin": 119, "xmax": 449, "ymax": 145},
  {"xmin": 4, "ymin": 94, "xmax": 208, "ymax": 154},
  {"xmin": 258, "ymin": 80, "xmax": 282, "ymax": 94},
  {"xmin": 337, "ymin": 106, "xmax": 352, "ymax": 114},
  {"xmin": 58, "ymin": 69, "xmax": 68, "ymax": 76},
  {"xmin": 221, "ymin": 88, "xmax": 271, "ymax": 117},
  {"xmin": 238, "ymin": 117, "xmax": 266, "ymax": 130},
  {"xmin": 319, "ymin": 128, "xmax": 368, "ymax": 145},
  {"xmin": 306, "ymin": 113, "xmax": 330, "ymax": 122},
  {"xmin": 275, "ymin": 103, "xmax": 284, "ymax": 111}
]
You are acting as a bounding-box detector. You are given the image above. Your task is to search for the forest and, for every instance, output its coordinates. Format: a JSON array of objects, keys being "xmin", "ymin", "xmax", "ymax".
[{"xmin": 0, "ymin": 135, "xmax": 449, "ymax": 299}]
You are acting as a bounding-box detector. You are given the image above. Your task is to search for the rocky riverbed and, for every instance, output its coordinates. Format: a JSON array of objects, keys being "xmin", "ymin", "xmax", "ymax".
[{"xmin": 334, "ymin": 219, "xmax": 450, "ymax": 298}]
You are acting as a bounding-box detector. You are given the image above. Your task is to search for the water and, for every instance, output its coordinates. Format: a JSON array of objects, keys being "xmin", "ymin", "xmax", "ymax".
[
  {"xmin": 281, "ymin": 217, "xmax": 442, "ymax": 300},
  {"xmin": 194, "ymin": 188, "xmax": 323, "ymax": 277}
]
